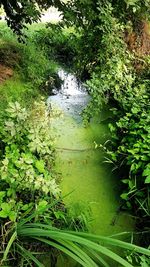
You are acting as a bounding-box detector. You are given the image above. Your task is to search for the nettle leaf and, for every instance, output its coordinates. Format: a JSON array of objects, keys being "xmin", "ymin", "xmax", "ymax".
[{"xmin": 35, "ymin": 160, "xmax": 45, "ymax": 173}]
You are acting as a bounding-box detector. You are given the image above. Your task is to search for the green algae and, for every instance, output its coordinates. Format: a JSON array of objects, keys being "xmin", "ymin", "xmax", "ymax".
[
  {"xmin": 48, "ymin": 69, "xmax": 134, "ymax": 266},
  {"xmin": 52, "ymin": 111, "xmax": 134, "ymax": 236}
]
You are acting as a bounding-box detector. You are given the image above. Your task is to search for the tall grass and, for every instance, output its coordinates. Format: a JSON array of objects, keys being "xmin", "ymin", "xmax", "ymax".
[
  {"xmin": 1, "ymin": 222, "xmax": 150, "ymax": 267},
  {"xmin": 0, "ymin": 21, "xmax": 59, "ymax": 116}
]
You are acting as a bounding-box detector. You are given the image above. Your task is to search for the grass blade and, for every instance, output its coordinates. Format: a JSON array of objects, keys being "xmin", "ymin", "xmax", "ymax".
[
  {"xmin": 2, "ymin": 231, "xmax": 17, "ymax": 263},
  {"xmin": 85, "ymin": 248, "xmax": 110, "ymax": 267},
  {"xmin": 55, "ymin": 239, "xmax": 98, "ymax": 267},
  {"xmin": 18, "ymin": 227, "xmax": 133, "ymax": 267},
  {"xmin": 35, "ymin": 237, "xmax": 88, "ymax": 267},
  {"xmin": 16, "ymin": 244, "xmax": 44, "ymax": 267},
  {"xmin": 66, "ymin": 231, "xmax": 150, "ymax": 256}
]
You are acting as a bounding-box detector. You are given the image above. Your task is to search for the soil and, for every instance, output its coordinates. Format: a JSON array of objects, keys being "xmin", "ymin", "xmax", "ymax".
[{"xmin": 0, "ymin": 64, "xmax": 13, "ymax": 84}]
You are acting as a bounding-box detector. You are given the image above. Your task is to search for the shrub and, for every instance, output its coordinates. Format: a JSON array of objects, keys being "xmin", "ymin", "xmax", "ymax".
[{"xmin": 32, "ymin": 24, "xmax": 78, "ymax": 66}]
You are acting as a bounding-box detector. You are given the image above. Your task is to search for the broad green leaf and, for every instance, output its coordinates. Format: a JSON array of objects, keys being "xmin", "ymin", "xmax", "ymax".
[
  {"xmin": 35, "ymin": 160, "xmax": 45, "ymax": 173},
  {"xmin": 145, "ymin": 176, "xmax": 150, "ymax": 184},
  {"xmin": 120, "ymin": 193, "xmax": 128, "ymax": 200},
  {"xmin": 9, "ymin": 211, "xmax": 16, "ymax": 221},
  {"xmin": 142, "ymin": 168, "xmax": 150, "ymax": 177},
  {"xmin": 0, "ymin": 210, "xmax": 8, "ymax": 218}
]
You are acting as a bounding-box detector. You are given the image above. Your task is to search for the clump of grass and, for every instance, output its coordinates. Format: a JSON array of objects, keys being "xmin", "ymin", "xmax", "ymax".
[
  {"xmin": 0, "ymin": 21, "xmax": 60, "ymax": 119},
  {"xmin": 0, "ymin": 22, "xmax": 59, "ymax": 86},
  {"xmin": 1, "ymin": 221, "xmax": 150, "ymax": 267},
  {"xmin": 0, "ymin": 78, "xmax": 37, "ymax": 116}
]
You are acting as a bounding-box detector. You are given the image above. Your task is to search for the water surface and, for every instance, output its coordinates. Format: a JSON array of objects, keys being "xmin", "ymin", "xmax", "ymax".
[{"xmin": 48, "ymin": 69, "xmax": 134, "ymax": 265}]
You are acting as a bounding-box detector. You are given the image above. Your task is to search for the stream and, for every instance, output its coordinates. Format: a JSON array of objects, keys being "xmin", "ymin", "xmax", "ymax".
[{"xmin": 48, "ymin": 69, "xmax": 134, "ymax": 266}]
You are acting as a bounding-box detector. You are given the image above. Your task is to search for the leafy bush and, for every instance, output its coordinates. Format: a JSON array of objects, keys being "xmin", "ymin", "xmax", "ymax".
[
  {"xmin": 0, "ymin": 101, "xmax": 90, "ymax": 265},
  {"xmin": 0, "ymin": 101, "xmax": 60, "ymax": 223},
  {"xmin": 65, "ymin": 0, "xmax": 150, "ymax": 246},
  {"xmin": 0, "ymin": 22, "xmax": 59, "ymax": 89},
  {"xmin": 80, "ymin": 3, "xmax": 150, "ymax": 238},
  {"xmin": 33, "ymin": 24, "xmax": 78, "ymax": 66},
  {"xmin": 107, "ymin": 82, "xmax": 150, "ymax": 238},
  {"xmin": 18, "ymin": 42, "xmax": 58, "ymax": 87}
]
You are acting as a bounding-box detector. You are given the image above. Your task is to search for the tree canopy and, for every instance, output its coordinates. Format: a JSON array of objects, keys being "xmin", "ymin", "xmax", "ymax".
[
  {"xmin": 0, "ymin": 0, "xmax": 65, "ymax": 38},
  {"xmin": 1, "ymin": 0, "xmax": 150, "ymax": 38}
]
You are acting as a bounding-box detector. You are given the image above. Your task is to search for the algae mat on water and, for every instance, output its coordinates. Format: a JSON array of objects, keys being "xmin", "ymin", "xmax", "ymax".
[
  {"xmin": 48, "ymin": 69, "xmax": 134, "ymax": 266},
  {"xmin": 48, "ymin": 68, "xmax": 134, "ymax": 236},
  {"xmin": 52, "ymin": 113, "xmax": 134, "ymax": 236}
]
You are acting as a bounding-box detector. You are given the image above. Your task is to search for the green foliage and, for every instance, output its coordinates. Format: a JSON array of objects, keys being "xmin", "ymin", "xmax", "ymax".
[
  {"xmin": 0, "ymin": 101, "xmax": 60, "ymax": 223},
  {"xmin": 1, "ymin": 222, "xmax": 150, "ymax": 267},
  {"xmin": 79, "ymin": 2, "xmax": 150, "ymax": 240},
  {"xmin": 84, "ymin": 3, "xmax": 132, "ymax": 111},
  {"xmin": 0, "ymin": 79, "xmax": 36, "ymax": 121},
  {"xmin": 0, "ymin": 22, "xmax": 59, "ymax": 89},
  {"xmin": 58, "ymin": 0, "xmax": 150, "ymax": 248},
  {"xmin": 0, "ymin": 0, "xmax": 43, "ymax": 37},
  {"xmin": 1, "ymin": 0, "xmax": 150, "ymax": 39},
  {"xmin": 33, "ymin": 24, "xmax": 78, "ymax": 66},
  {"xmin": 0, "ymin": 101, "xmax": 88, "ymax": 266},
  {"xmin": 0, "ymin": 202, "xmax": 16, "ymax": 221},
  {"xmin": 107, "ymin": 84, "xmax": 150, "ymax": 221}
]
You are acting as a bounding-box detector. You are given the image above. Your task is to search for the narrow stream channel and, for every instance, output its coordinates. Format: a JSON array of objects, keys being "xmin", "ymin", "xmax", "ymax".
[{"xmin": 48, "ymin": 69, "xmax": 134, "ymax": 266}]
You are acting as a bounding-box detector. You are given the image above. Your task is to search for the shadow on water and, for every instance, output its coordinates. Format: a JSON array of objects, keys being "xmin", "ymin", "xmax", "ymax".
[{"xmin": 48, "ymin": 69, "xmax": 134, "ymax": 267}]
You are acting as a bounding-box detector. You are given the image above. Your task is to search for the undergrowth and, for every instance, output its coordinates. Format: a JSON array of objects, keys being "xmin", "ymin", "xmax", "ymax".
[
  {"xmin": 69, "ymin": 1, "xmax": 150, "ymax": 247},
  {"xmin": 0, "ymin": 22, "xmax": 59, "ymax": 99},
  {"xmin": 32, "ymin": 23, "xmax": 79, "ymax": 67},
  {"xmin": 0, "ymin": 21, "xmax": 89, "ymax": 266},
  {"xmin": 0, "ymin": 6, "xmax": 150, "ymax": 265}
]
